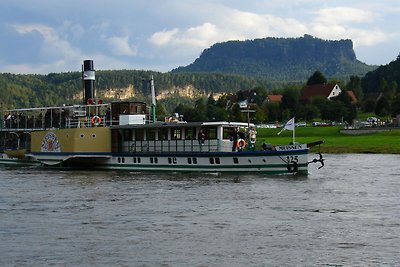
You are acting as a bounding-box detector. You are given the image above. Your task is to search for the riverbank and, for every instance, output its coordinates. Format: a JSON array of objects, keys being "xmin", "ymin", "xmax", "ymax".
[{"xmin": 256, "ymin": 126, "xmax": 400, "ymax": 154}]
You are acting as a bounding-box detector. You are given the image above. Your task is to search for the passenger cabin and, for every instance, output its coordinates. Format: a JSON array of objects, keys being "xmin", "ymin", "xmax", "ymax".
[
  {"xmin": 110, "ymin": 121, "xmax": 251, "ymax": 154},
  {"xmin": 108, "ymin": 101, "xmax": 253, "ymax": 154}
]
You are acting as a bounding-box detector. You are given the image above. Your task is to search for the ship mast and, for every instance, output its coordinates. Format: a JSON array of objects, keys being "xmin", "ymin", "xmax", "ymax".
[{"xmin": 150, "ymin": 75, "xmax": 156, "ymax": 123}]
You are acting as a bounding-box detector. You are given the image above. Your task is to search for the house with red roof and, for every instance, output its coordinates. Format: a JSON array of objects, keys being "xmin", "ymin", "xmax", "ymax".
[
  {"xmin": 300, "ymin": 83, "xmax": 357, "ymax": 104},
  {"xmin": 266, "ymin": 95, "xmax": 283, "ymax": 103}
]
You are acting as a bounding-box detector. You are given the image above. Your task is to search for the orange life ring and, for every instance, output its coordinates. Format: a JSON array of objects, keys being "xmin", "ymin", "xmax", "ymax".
[
  {"xmin": 91, "ymin": 116, "xmax": 102, "ymax": 126},
  {"xmin": 236, "ymin": 139, "xmax": 246, "ymax": 149}
]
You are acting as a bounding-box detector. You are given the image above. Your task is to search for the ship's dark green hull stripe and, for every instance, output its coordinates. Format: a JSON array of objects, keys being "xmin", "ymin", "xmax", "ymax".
[
  {"xmin": 112, "ymin": 150, "xmax": 309, "ymax": 157},
  {"xmin": 32, "ymin": 150, "xmax": 308, "ymax": 158},
  {"xmin": 96, "ymin": 163, "xmax": 308, "ymax": 169},
  {"xmin": 95, "ymin": 164, "xmax": 308, "ymax": 174}
]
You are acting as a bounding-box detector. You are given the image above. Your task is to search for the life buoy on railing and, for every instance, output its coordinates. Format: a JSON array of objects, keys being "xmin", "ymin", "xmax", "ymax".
[
  {"xmin": 236, "ymin": 138, "xmax": 247, "ymax": 149},
  {"xmin": 91, "ymin": 116, "xmax": 102, "ymax": 126},
  {"xmin": 249, "ymin": 128, "xmax": 257, "ymax": 143}
]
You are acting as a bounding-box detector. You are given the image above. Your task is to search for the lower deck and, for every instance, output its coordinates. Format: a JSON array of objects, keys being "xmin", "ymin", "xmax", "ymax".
[{"xmin": 1, "ymin": 149, "xmax": 309, "ymax": 175}]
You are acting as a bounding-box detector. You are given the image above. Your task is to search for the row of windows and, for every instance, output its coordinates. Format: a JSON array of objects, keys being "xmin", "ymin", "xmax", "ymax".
[
  {"xmin": 120, "ymin": 126, "xmax": 240, "ymax": 141},
  {"xmin": 116, "ymin": 157, "xmax": 244, "ymax": 164}
]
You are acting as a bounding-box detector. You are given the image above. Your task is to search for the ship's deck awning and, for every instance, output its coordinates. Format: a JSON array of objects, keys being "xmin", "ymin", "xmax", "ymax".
[{"xmin": 111, "ymin": 121, "xmax": 253, "ymax": 129}]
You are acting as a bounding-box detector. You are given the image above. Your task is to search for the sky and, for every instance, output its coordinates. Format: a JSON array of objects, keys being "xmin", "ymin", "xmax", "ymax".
[{"xmin": 0, "ymin": 0, "xmax": 399, "ymax": 74}]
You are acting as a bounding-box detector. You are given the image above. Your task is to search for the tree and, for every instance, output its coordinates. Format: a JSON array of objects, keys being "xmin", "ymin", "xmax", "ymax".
[
  {"xmin": 230, "ymin": 103, "xmax": 245, "ymax": 122},
  {"xmin": 192, "ymin": 98, "xmax": 208, "ymax": 121},
  {"xmin": 320, "ymin": 101, "xmax": 347, "ymax": 122},
  {"xmin": 254, "ymin": 105, "xmax": 267, "ymax": 124},
  {"xmin": 347, "ymin": 76, "xmax": 363, "ymax": 102},
  {"xmin": 333, "ymin": 91, "xmax": 357, "ymax": 123},
  {"xmin": 280, "ymin": 87, "xmax": 300, "ymax": 117},
  {"xmin": 307, "ymin": 70, "xmax": 327, "ymax": 85},
  {"xmin": 156, "ymin": 103, "xmax": 168, "ymax": 120},
  {"xmin": 174, "ymin": 104, "xmax": 196, "ymax": 121},
  {"xmin": 253, "ymin": 86, "xmax": 268, "ymax": 106},
  {"xmin": 375, "ymin": 95, "xmax": 390, "ymax": 117},
  {"xmin": 264, "ymin": 102, "xmax": 280, "ymax": 122},
  {"xmin": 391, "ymin": 94, "xmax": 400, "ymax": 116},
  {"xmin": 297, "ymin": 104, "xmax": 320, "ymax": 122}
]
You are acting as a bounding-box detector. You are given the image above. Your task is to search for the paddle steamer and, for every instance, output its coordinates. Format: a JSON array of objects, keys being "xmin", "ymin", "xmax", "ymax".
[{"xmin": 0, "ymin": 60, "xmax": 323, "ymax": 174}]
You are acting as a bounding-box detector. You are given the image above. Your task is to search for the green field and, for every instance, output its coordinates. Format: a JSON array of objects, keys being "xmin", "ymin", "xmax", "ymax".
[{"xmin": 256, "ymin": 126, "xmax": 400, "ymax": 154}]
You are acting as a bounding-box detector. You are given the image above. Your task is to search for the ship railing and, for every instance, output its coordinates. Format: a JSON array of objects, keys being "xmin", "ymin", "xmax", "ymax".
[
  {"xmin": 0, "ymin": 115, "xmax": 113, "ymax": 131},
  {"xmin": 122, "ymin": 139, "xmax": 224, "ymax": 153},
  {"xmin": 1, "ymin": 103, "xmax": 111, "ymax": 131}
]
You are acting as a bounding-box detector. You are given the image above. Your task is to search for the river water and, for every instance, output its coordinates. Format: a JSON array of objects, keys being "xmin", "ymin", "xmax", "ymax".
[{"xmin": 0, "ymin": 154, "xmax": 399, "ymax": 266}]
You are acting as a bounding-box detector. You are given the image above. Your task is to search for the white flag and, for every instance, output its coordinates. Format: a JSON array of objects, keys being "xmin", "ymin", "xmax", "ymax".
[
  {"xmin": 283, "ymin": 117, "xmax": 295, "ymax": 131},
  {"xmin": 277, "ymin": 117, "xmax": 295, "ymax": 135}
]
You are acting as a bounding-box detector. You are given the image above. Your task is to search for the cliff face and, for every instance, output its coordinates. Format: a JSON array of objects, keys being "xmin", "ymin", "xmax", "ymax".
[{"xmin": 173, "ymin": 35, "xmax": 375, "ymax": 81}]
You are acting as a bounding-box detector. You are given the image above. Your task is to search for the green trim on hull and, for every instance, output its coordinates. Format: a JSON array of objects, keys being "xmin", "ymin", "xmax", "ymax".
[{"xmin": 87, "ymin": 163, "xmax": 308, "ymax": 175}]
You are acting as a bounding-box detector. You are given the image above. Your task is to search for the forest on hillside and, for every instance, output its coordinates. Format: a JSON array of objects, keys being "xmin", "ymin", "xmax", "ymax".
[
  {"xmin": 173, "ymin": 35, "xmax": 376, "ymax": 81},
  {"xmin": 0, "ymin": 70, "xmax": 268, "ymax": 109}
]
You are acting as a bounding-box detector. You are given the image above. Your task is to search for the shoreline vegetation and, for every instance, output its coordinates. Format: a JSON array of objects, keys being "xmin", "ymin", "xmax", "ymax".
[{"xmin": 256, "ymin": 126, "xmax": 400, "ymax": 154}]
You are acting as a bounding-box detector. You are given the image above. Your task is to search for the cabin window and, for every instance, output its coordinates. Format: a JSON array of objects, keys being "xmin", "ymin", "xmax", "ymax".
[
  {"xmin": 185, "ymin": 127, "xmax": 195, "ymax": 140},
  {"xmin": 215, "ymin": 158, "xmax": 220, "ymax": 164},
  {"xmin": 168, "ymin": 157, "xmax": 177, "ymax": 164},
  {"xmin": 188, "ymin": 157, "xmax": 199, "ymax": 164},
  {"xmin": 206, "ymin": 127, "xmax": 217, "ymax": 139},
  {"xmin": 154, "ymin": 157, "xmax": 158, "ymax": 164},
  {"xmin": 160, "ymin": 128, "xmax": 169, "ymax": 140},
  {"xmin": 150, "ymin": 157, "xmax": 154, "ymax": 164},
  {"xmin": 130, "ymin": 103, "xmax": 145, "ymax": 114},
  {"xmin": 147, "ymin": 129, "xmax": 157, "ymax": 140},
  {"xmin": 172, "ymin": 128, "xmax": 181, "ymax": 140},
  {"xmin": 209, "ymin": 158, "xmax": 214, "ymax": 164},
  {"xmin": 120, "ymin": 103, "xmax": 129, "ymax": 114},
  {"xmin": 135, "ymin": 129, "xmax": 144, "ymax": 141},
  {"xmin": 123, "ymin": 129, "xmax": 132, "ymax": 141},
  {"xmin": 233, "ymin": 157, "xmax": 239, "ymax": 164},
  {"xmin": 223, "ymin": 127, "xmax": 235, "ymax": 140}
]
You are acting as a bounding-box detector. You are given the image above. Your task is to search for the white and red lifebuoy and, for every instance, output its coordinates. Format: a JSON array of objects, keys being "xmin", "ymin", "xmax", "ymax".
[{"xmin": 91, "ymin": 116, "xmax": 102, "ymax": 126}]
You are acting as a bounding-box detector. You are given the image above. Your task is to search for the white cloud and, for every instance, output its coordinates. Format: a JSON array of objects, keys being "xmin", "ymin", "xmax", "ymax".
[
  {"xmin": 314, "ymin": 7, "xmax": 377, "ymax": 25},
  {"xmin": 177, "ymin": 22, "xmax": 219, "ymax": 47},
  {"xmin": 148, "ymin": 10, "xmax": 307, "ymax": 50},
  {"xmin": 13, "ymin": 23, "xmax": 82, "ymax": 62},
  {"xmin": 149, "ymin": 28, "xmax": 179, "ymax": 46},
  {"xmin": 309, "ymin": 7, "xmax": 391, "ymax": 48},
  {"xmin": 105, "ymin": 36, "xmax": 137, "ymax": 56}
]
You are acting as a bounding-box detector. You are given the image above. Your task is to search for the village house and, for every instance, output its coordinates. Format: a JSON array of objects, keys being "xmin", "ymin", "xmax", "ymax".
[
  {"xmin": 300, "ymin": 83, "xmax": 357, "ymax": 104},
  {"xmin": 266, "ymin": 95, "xmax": 283, "ymax": 103}
]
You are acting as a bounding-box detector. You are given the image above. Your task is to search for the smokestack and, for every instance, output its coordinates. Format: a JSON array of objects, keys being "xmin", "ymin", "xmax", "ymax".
[{"xmin": 83, "ymin": 60, "xmax": 95, "ymax": 104}]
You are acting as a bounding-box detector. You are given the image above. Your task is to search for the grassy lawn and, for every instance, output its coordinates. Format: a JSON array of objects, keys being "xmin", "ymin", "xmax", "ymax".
[{"xmin": 256, "ymin": 126, "xmax": 400, "ymax": 154}]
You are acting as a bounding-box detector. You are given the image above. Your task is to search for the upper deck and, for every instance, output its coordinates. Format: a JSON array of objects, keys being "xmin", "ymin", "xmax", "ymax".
[
  {"xmin": 1, "ymin": 100, "xmax": 256, "ymax": 154},
  {"xmin": 0, "ymin": 101, "xmax": 148, "ymax": 132}
]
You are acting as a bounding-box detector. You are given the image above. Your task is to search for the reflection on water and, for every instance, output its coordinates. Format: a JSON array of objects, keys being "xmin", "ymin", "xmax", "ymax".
[{"xmin": 1, "ymin": 154, "xmax": 400, "ymax": 266}]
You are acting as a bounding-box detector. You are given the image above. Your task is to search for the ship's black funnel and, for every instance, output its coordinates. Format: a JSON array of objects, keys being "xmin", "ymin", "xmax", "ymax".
[{"xmin": 83, "ymin": 60, "xmax": 95, "ymax": 104}]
